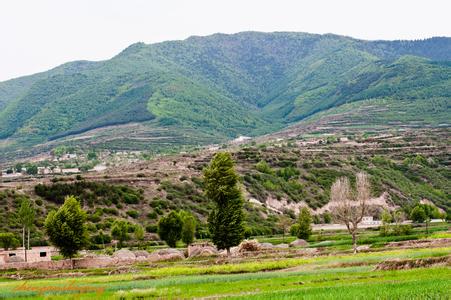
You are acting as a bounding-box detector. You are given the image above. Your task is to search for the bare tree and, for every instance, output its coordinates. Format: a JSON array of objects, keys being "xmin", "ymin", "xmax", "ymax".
[
  {"xmin": 277, "ymin": 215, "xmax": 293, "ymax": 243},
  {"xmin": 330, "ymin": 172, "xmax": 370, "ymax": 253}
]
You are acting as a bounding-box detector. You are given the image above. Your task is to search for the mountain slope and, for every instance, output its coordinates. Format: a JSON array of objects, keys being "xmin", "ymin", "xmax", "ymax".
[{"xmin": 0, "ymin": 32, "xmax": 450, "ymax": 156}]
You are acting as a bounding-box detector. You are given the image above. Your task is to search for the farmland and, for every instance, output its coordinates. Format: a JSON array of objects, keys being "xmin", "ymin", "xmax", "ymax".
[{"xmin": 0, "ymin": 223, "xmax": 450, "ymax": 299}]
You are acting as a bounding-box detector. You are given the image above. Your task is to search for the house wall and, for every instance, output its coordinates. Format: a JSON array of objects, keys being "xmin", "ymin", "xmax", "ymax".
[{"xmin": 0, "ymin": 247, "xmax": 57, "ymax": 264}]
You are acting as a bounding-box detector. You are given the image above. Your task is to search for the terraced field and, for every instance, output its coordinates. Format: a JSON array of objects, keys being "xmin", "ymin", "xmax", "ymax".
[{"xmin": 0, "ymin": 243, "xmax": 449, "ymax": 299}]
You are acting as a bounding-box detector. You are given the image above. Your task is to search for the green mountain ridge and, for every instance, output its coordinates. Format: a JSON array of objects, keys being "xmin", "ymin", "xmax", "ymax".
[{"xmin": 0, "ymin": 32, "xmax": 449, "ymax": 156}]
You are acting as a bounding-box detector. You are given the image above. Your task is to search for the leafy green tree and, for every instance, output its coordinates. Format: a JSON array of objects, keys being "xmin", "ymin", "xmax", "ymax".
[
  {"xmin": 179, "ymin": 210, "xmax": 196, "ymax": 245},
  {"xmin": 111, "ymin": 220, "xmax": 129, "ymax": 248},
  {"xmin": 133, "ymin": 224, "xmax": 145, "ymax": 248},
  {"xmin": 290, "ymin": 224, "xmax": 300, "ymax": 236},
  {"xmin": 0, "ymin": 233, "xmax": 19, "ymax": 250},
  {"xmin": 17, "ymin": 198, "xmax": 35, "ymax": 262},
  {"xmin": 204, "ymin": 152, "xmax": 245, "ymax": 255},
  {"xmin": 410, "ymin": 206, "xmax": 426, "ymax": 223},
  {"xmin": 45, "ymin": 196, "xmax": 88, "ymax": 266},
  {"xmin": 158, "ymin": 211, "xmax": 183, "ymax": 247},
  {"xmin": 26, "ymin": 164, "xmax": 38, "ymax": 175},
  {"xmin": 297, "ymin": 207, "xmax": 313, "ymax": 240},
  {"xmin": 14, "ymin": 163, "xmax": 23, "ymax": 173},
  {"xmin": 380, "ymin": 210, "xmax": 392, "ymax": 236}
]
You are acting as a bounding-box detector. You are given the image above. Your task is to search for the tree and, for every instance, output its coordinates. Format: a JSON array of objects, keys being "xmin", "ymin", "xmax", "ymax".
[
  {"xmin": 0, "ymin": 233, "xmax": 19, "ymax": 250},
  {"xmin": 26, "ymin": 164, "xmax": 38, "ymax": 175},
  {"xmin": 45, "ymin": 196, "xmax": 88, "ymax": 267},
  {"xmin": 14, "ymin": 163, "xmax": 23, "ymax": 173},
  {"xmin": 111, "ymin": 220, "xmax": 129, "ymax": 248},
  {"xmin": 17, "ymin": 198, "xmax": 35, "ymax": 262},
  {"xmin": 297, "ymin": 207, "xmax": 312, "ymax": 240},
  {"xmin": 277, "ymin": 215, "xmax": 293, "ymax": 242},
  {"xmin": 158, "ymin": 211, "xmax": 183, "ymax": 247},
  {"xmin": 330, "ymin": 172, "xmax": 370, "ymax": 253},
  {"xmin": 380, "ymin": 210, "xmax": 392, "ymax": 236},
  {"xmin": 179, "ymin": 210, "xmax": 196, "ymax": 245},
  {"xmin": 410, "ymin": 206, "xmax": 426, "ymax": 223},
  {"xmin": 134, "ymin": 224, "xmax": 145, "ymax": 248},
  {"xmin": 204, "ymin": 152, "xmax": 245, "ymax": 255}
]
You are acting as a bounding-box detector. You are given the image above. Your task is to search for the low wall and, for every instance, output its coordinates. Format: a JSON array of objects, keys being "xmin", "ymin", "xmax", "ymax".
[{"xmin": 0, "ymin": 256, "xmax": 136, "ymax": 271}]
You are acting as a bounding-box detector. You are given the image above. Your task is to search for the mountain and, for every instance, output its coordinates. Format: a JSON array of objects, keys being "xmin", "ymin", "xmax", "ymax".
[{"xmin": 0, "ymin": 32, "xmax": 450, "ymax": 158}]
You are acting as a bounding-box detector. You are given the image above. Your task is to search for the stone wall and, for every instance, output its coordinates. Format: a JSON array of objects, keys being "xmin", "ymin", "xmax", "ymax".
[{"xmin": 0, "ymin": 256, "xmax": 136, "ymax": 271}]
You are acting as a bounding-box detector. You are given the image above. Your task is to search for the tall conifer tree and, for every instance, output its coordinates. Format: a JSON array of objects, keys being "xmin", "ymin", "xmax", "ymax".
[{"xmin": 203, "ymin": 152, "xmax": 245, "ymax": 255}]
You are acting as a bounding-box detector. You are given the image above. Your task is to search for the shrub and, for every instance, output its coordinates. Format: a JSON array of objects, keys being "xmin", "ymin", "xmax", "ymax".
[
  {"xmin": 126, "ymin": 210, "xmax": 139, "ymax": 218},
  {"xmin": 256, "ymin": 160, "xmax": 274, "ymax": 174},
  {"xmin": 146, "ymin": 224, "xmax": 158, "ymax": 233},
  {"xmin": 323, "ymin": 212, "xmax": 332, "ymax": 224},
  {"xmin": 147, "ymin": 211, "xmax": 158, "ymax": 219}
]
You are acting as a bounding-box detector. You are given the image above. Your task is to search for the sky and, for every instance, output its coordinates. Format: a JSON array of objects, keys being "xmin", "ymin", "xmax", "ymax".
[{"xmin": 1, "ymin": 0, "xmax": 450, "ymax": 81}]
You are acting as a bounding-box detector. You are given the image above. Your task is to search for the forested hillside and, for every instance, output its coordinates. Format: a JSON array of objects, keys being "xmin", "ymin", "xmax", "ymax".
[{"xmin": 0, "ymin": 32, "xmax": 450, "ymax": 157}]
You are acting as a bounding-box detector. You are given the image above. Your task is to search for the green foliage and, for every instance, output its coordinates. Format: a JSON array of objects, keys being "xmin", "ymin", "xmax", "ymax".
[
  {"xmin": 111, "ymin": 220, "xmax": 129, "ymax": 248},
  {"xmin": 158, "ymin": 211, "xmax": 183, "ymax": 248},
  {"xmin": 297, "ymin": 207, "xmax": 313, "ymax": 240},
  {"xmin": 44, "ymin": 196, "xmax": 88, "ymax": 258},
  {"xmin": 126, "ymin": 210, "xmax": 139, "ymax": 218},
  {"xmin": 410, "ymin": 204, "xmax": 440, "ymax": 223},
  {"xmin": 1, "ymin": 32, "xmax": 449, "ymax": 157},
  {"xmin": 25, "ymin": 164, "xmax": 38, "ymax": 175},
  {"xmin": 255, "ymin": 160, "xmax": 274, "ymax": 174},
  {"xmin": 179, "ymin": 210, "xmax": 196, "ymax": 245},
  {"xmin": 17, "ymin": 198, "xmax": 35, "ymax": 230},
  {"xmin": 380, "ymin": 210, "xmax": 392, "ymax": 236},
  {"xmin": 410, "ymin": 206, "xmax": 427, "ymax": 223},
  {"xmin": 204, "ymin": 152, "xmax": 245, "ymax": 251},
  {"xmin": 0, "ymin": 232, "xmax": 19, "ymax": 250},
  {"xmin": 290, "ymin": 224, "xmax": 300, "ymax": 236},
  {"xmin": 323, "ymin": 212, "xmax": 332, "ymax": 224},
  {"xmin": 34, "ymin": 181, "xmax": 143, "ymax": 206},
  {"xmin": 134, "ymin": 224, "xmax": 145, "ymax": 242}
]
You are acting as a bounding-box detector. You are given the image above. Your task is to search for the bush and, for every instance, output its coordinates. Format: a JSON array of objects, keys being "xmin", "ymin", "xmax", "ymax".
[
  {"xmin": 126, "ymin": 210, "xmax": 139, "ymax": 218},
  {"xmin": 147, "ymin": 211, "xmax": 158, "ymax": 219},
  {"xmin": 256, "ymin": 160, "xmax": 274, "ymax": 174},
  {"xmin": 393, "ymin": 224, "xmax": 412, "ymax": 236},
  {"xmin": 146, "ymin": 224, "xmax": 158, "ymax": 233}
]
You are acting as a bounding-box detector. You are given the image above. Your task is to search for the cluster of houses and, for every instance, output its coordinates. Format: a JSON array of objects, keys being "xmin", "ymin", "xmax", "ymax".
[{"xmin": 1, "ymin": 167, "xmax": 81, "ymax": 177}]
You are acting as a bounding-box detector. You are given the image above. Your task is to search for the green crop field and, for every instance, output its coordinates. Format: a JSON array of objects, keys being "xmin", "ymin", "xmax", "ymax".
[{"xmin": 1, "ymin": 246, "xmax": 449, "ymax": 299}]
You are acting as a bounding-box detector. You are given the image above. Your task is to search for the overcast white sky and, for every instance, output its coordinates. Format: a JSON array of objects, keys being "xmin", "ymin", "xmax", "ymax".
[{"xmin": 1, "ymin": 0, "xmax": 450, "ymax": 81}]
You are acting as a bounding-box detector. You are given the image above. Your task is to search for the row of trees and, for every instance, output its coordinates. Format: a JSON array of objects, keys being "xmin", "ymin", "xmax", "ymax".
[{"xmin": 157, "ymin": 210, "xmax": 196, "ymax": 247}]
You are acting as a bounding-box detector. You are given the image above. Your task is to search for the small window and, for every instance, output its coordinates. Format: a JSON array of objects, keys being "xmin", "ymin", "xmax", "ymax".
[
  {"xmin": 9, "ymin": 253, "xmax": 16, "ymax": 257},
  {"xmin": 40, "ymin": 252, "xmax": 47, "ymax": 257}
]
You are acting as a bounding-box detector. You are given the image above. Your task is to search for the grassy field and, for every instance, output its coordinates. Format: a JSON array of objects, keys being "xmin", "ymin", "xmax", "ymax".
[{"xmin": 0, "ymin": 245, "xmax": 450, "ymax": 299}]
